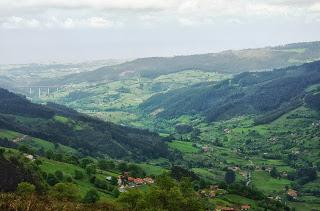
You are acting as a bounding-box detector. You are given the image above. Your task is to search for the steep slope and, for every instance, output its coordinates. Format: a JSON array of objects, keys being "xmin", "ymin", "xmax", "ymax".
[
  {"xmin": 0, "ymin": 88, "xmax": 168, "ymax": 160},
  {"xmin": 0, "ymin": 155, "xmax": 43, "ymax": 192},
  {"xmin": 141, "ymin": 60, "xmax": 320, "ymax": 122},
  {"xmin": 38, "ymin": 41, "xmax": 320, "ymax": 85}
]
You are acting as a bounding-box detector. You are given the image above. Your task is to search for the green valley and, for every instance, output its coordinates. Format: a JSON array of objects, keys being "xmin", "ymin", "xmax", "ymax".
[{"xmin": 1, "ymin": 41, "xmax": 320, "ymax": 211}]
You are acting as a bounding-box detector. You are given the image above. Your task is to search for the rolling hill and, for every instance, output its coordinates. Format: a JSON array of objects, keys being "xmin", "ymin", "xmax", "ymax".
[
  {"xmin": 36, "ymin": 41, "xmax": 320, "ymax": 85},
  {"xmin": 0, "ymin": 88, "xmax": 168, "ymax": 160},
  {"xmin": 141, "ymin": 60, "xmax": 320, "ymax": 122}
]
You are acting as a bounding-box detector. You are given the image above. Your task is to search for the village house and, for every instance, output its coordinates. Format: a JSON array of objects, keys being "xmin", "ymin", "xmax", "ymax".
[
  {"xmin": 128, "ymin": 177, "xmax": 136, "ymax": 187},
  {"xmin": 223, "ymin": 128, "xmax": 231, "ymax": 134},
  {"xmin": 200, "ymin": 190, "xmax": 206, "ymax": 196},
  {"xmin": 268, "ymin": 195, "xmax": 282, "ymax": 201},
  {"xmin": 215, "ymin": 206, "xmax": 235, "ymax": 211},
  {"xmin": 287, "ymin": 189, "xmax": 298, "ymax": 199},
  {"xmin": 228, "ymin": 166, "xmax": 240, "ymax": 172},
  {"xmin": 134, "ymin": 178, "xmax": 144, "ymax": 185},
  {"xmin": 202, "ymin": 146, "xmax": 210, "ymax": 153},
  {"xmin": 199, "ymin": 189, "xmax": 216, "ymax": 199},
  {"xmin": 265, "ymin": 167, "xmax": 272, "ymax": 173},
  {"xmin": 24, "ymin": 154, "xmax": 35, "ymax": 161},
  {"xmin": 144, "ymin": 177, "xmax": 155, "ymax": 184},
  {"xmin": 118, "ymin": 172, "xmax": 155, "ymax": 190},
  {"xmin": 239, "ymin": 171, "xmax": 247, "ymax": 177},
  {"xmin": 210, "ymin": 185, "xmax": 219, "ymax": 191},
  {"xmin": 241, "ymin": 204, "xmax": 251, "ymax": 210},
  {"xmin": 128, "ymin": 177, "xmax": 135, "ymax": 182},
  {"xmin": 292, "ymin": 150, "xmax": 300, "ymax": 155},
  {"xmin": 209, "ymin": 191, "xmax": 216, "ymax": 198}
]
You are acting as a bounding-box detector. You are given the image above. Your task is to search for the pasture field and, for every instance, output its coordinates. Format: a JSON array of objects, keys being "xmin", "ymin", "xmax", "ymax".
[{"xmin": 168, "ymin": 140, "xmax": 199, "ymax": 154}]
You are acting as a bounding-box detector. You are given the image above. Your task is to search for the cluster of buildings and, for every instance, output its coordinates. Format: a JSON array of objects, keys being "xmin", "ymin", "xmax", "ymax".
[
  {"xmin": 198, "ymin": 185, "xmax": 251, "ymax": 210},
  {"xmin": 215, "ymin": 204, "xmax": 251, "ymax": 211},
  {"xmin": 199, "ymin": 185, "xmax": 228, "ymax": 198},
  {"xmin": 267, "ymin": 189, "xmax": 298, "ymax": 203},
  {"xmin": 118, "ymin": 172, "xmax": 154, "ymax": 192}
]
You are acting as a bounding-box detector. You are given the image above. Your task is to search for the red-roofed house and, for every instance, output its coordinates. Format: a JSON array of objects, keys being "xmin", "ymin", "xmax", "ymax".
[
  {"xmin": 215, "ymin": 207, "xmax": 235, "ymax": 211},
  {"xmin": 128, "ymin": 177, "xmax": 135, "ymax": 182},
  {"xmin": 287, "ymin": 189, "xmax": 298, "ymax": 199},
  {"xmin": 134, "ymin": 178, "xmax": 144, "ymax": 185},
  {"xmin": 241, "ymin": 204, "xmax": 251, "ymax": 210}
]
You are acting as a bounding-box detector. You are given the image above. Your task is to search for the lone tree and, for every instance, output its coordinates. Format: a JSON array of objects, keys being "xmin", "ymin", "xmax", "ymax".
[
  {"xmin": 16, "ymin": 182, "xmax": 35, "ymax": 196},
  {"xmin": 224, "ymin": 170, "xmax": 236, "ymax": 185},
  {"xmin": 83, "ymin": 189, "xmax": 100, "ymax": 203},
  {"xmin": 54, "ymin": 170, "xmax": 64, "ymax": 181},
  {"xmin": 270, "ymin": 167, "xmax": 279, "ymax": 178},
  {"xmin": 74, "ymin": 170, "xmax": 84, "ymax": 180},
  {"xmin": 49, "ymin": 182, "xmax": 79, "ymax": 201}
]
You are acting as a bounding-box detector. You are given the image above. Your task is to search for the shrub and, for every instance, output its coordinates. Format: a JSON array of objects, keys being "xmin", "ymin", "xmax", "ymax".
[
  {"xmin": 47, "ymin": 173, "xmax": 58, "ymax": 186},
  {"xmin": 94, "ymin": 178, "xmax": 110, "ymax": 190},
  {"xmin": 224, "ymin": 170, "xmax": 236, "ymax": 185},
  {"xmin": 54, "ymin": 170, "xmax": 64, "ymax": 181},
  {"xmin": 74, "ymin": 170, "xmax": 84, "ymax": 180},
  {"xmin": 83, "ymin": 189, "xmax": 100, "ymax": 203},
  {"xmin": 49, "ymin": 182, "xmax": 79, "ymax": 201},
  {"xmin": 16, "ymin": 182, "xmax": 35, "ymax": 196},
  {"xmin": 86, "ymin": 164, "xmax": 96, "ymax": 175}
]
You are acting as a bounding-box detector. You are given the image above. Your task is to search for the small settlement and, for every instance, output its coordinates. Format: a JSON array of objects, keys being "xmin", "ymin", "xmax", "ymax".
[
  {"xmin": 117, "ymin": 172, "xmax": 154, "ymax": 192},
  {"xmin": 198, "ymin": 185, "xmax": 251, "ymax": 210},
  {"xmin": 215, "ymin": 204, "xmax": 251, "ymax": 211}
]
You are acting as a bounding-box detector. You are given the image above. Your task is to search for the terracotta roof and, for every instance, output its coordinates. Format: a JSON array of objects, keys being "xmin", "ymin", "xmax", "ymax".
[
  {"xmin": 287, "ymin": 189, "xmax": 298, "ymax": 197},
  {"xmin": 221, "ymin": 207, "xmax": 235, "ymax": 211},
  {"xmin": 134, "ymin": 178, "xmax": 144, "ymax": 184},
  {"xmin": 241, "ymin": 204, "xmax": 251, "ymax": 209}
]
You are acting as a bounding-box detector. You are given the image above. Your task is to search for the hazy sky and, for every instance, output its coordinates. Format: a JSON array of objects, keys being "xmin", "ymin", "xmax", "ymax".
[{"xmin": 0, "ymin": 0, "xmax": 320, "ymax": 64}]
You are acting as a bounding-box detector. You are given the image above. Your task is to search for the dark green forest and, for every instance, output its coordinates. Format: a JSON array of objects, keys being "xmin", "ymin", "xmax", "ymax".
[
  {"xmin": 141, "ymin": 61, "xmax": 320, "ymax": 122},
  {"xmin": 0, "ymin": 88, "xmax": 168, "ymax": 160}
]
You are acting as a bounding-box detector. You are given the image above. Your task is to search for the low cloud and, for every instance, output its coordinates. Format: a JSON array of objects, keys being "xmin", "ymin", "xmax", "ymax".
[
  {"xmin": 0, "ymin": 0, "xmax": 174, "ymax": 11},
  {"xmin": 0, "ymin": 0, "xmax": 319, "ymax": 29},
  {"xmin": 1, "ymin": 16, "xmax": 40, "ymax": 29},
  {"xmin": 0, "ymin": 16, "xmax": 121, "ymax": 29}
]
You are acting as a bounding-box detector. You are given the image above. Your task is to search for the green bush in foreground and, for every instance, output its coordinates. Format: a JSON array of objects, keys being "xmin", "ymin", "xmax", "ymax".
[
  {"xmin": 16, "ymin": 182, "xmax": 35, "ymax": 196},
  {"xmin": 49, "ymin": 182, "xmax": 80, "ymax": 201},
  {"xmin": 83, "ymin": 189, "xmax": 100, "ymax": 204}
]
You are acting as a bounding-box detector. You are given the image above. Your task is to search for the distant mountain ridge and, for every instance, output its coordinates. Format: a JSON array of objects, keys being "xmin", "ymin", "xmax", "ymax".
[
  {"xmin": 37, "ymin": 41, "xmax": 320, "ymax": 85},
  {"xmin": 140, "ymin": 60, "xmax": 320, "ymax": 122}
]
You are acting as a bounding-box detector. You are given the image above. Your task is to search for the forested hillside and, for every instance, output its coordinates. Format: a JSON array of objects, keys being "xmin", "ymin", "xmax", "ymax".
[
  {"xmin": 0, "ymin": 88, "xmax": 168, "ymax": 160},
  {"xmin": 36, "ymin": 41, "xmax": 320, "ymax": 85},
  {"xmin": 141, "ymin": 60, "xmax": 320, "ymax": 122}
]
